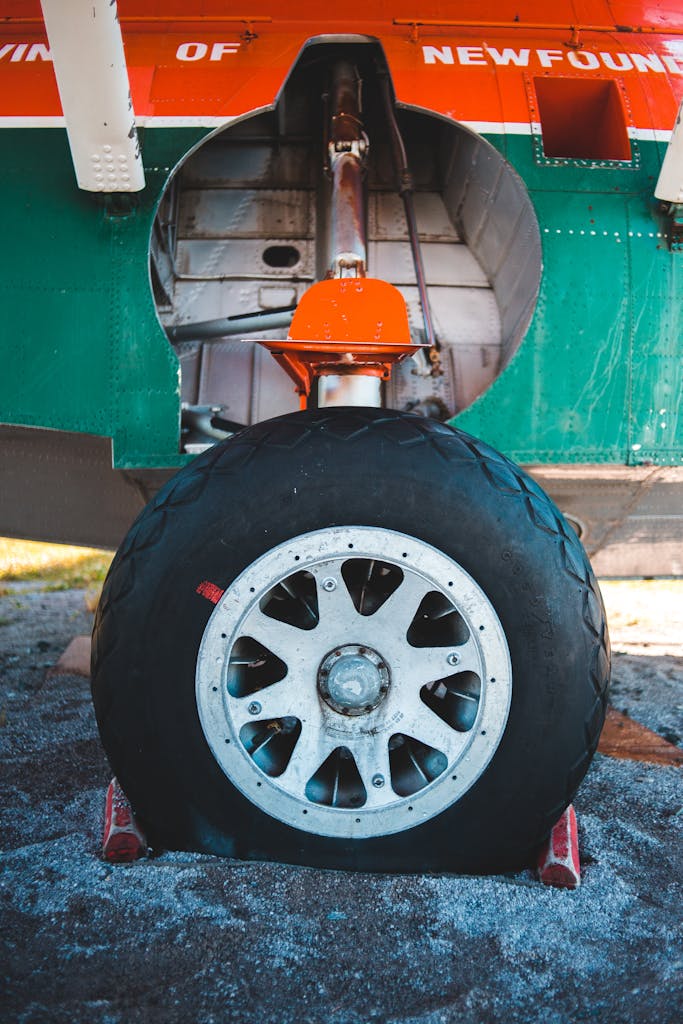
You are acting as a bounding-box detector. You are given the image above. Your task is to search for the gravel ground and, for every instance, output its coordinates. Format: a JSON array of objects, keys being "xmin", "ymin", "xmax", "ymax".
[{"xmin": 1, "ymin": 583, "xmax": 682, "ymax": 1024}]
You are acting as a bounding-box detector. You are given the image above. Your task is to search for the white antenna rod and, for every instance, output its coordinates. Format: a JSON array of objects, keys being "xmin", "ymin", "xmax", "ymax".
[
  {"xmin": 40, "ymin": 0, "xmax": 145, "ymax": 193},
  {"xmin": 655, "ymin": 99, "xmax": 683, "ymax": 204}
]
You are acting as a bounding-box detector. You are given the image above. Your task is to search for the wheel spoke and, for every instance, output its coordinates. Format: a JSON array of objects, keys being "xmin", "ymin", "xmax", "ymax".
[
  {"xmin": 230, "ymin": 675, "xmax": 310, "ymax": 729},
  {"xmin": 308, "ymin": 564, "xmax": 359, "ymax": 628},
  {"xmin": 240, "ymin": 608, "xmax": 311, "ymax": 665},
  {"xmin": 347, "ymin": 734, "xmax": 393, "ymax": 808},
  {"xmin": 365, "ymin": 571, "xmax": 434, "ymax": 639},
  {"xmin": 401, "ymin": 637, "xmax": 480, "ymax": 688},
  {"xmin": 276, "ymin": 723, "xmax": 336, "ymax": 800},
  {"xmin": 401, "ymin": 698, "xmax": 469, "ymax": 762}
]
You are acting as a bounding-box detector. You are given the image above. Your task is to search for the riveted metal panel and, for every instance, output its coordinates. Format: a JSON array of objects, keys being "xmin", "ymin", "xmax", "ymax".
[
  {"xmin": 368, "ymin": 241, "xmax": 489, "ymax": 287},
  {"xmin": 626, "ymin": 197, "xmax": 683, "ymax": 462},
  {"xmin": 0, "ymin": 426, "xmax": 173, "ymax": 548},
  {"xmin": 459, "ymin": 190, "xmax": 632, "ymax": 460},
  {"xmin": 368, "ymin": 192, "xmax": 461, "ymax": 242},
  {"xmin": 457, "ymin": 133, "xmax": 683, "ymax": 466},
  {"xmin": 178, "ymin": 189, "xmax": 314, "ymax": 239},
  {"xmin": 175, "ymin": 238, "xmax": 316, "ymax": 279},
  {"xmin": 182, "ymin": 142, "xmax": 315, "ymax": 191},
  {"xmin": 0, "ymin": 127, "xmax": 681, "ymax": 470},
  {"xmin": 528, "ymin": 465, "xmax": 683, "ymax": 576},
  {"xmin": 0, "ymin": 127, "xmax": 210, "ymax": 468}
]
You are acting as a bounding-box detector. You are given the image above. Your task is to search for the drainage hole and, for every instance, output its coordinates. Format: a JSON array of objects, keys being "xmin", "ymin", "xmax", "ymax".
[{"xmin": 262, "ymin": 244, "xmax": 300, "ymax": 268}]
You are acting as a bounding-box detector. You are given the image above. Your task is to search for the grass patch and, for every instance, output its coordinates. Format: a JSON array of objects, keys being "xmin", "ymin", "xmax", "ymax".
[
  {"xmin": 0, "ymin": 537, "xmax": 113, "ymax": 590},
  {"xmin": 598, "ymin": 578, "xmax": 683, "ymax": 648}
]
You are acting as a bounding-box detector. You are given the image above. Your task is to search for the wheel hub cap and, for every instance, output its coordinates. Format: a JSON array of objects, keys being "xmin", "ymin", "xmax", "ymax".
[
  {"xmin": 196, "ymin": 526, "xmax": 512, "ymax": 839},
  {"xmin": 318, "ymin": 644, "xmax": 389, "ymax": 715}
]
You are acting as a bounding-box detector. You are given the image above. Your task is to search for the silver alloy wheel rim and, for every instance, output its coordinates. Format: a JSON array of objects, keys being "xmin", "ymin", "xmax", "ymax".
[{"xmin": 196, "ymin": 527, "xmax": 512, "ymax": 839}]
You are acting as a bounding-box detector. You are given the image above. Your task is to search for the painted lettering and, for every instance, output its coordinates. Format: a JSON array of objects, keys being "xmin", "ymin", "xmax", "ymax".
[
  {"xmin": 663, "ymin": 55, "xmax": 683, "ymax": 74},
  {"xmin": 456, "ymin": 46, "xmax": 487, "ymax": 66},
  {"xmin": 486, "ymin": 46, "xmax": 530, "ymax": 66},
  {"xmin": 600, "ymin": 51, "xmax": 633, "ymax": 72},
  {"xmin": 567, "ymin": 50, "xmax": 600, "ymax": 70},
  {"xmin": 25, "ymin": 44, "xmax": 51, "ymax": 62},
  {"xmin": 632, "ymin": 53, "xmax": 665, "ymax": 73},
  {"xmin": 176, "ymin": 42, "xmax": 208, "ymax": 61},
  {"xmin": 422, "ymin": 45, "xmax": 454, "ymax": 65},
  {"xmin": 0, "ymin": 41, "xmax": 51, "ymax": 61},
  {"xmin": 417, "ymin": 43, "xmax": 681, "ymax": 75},
  {"xmin": 210, "ymin": 42, "xmax": 240, "ymax": 61},
  {"xmin": 537, "ymin": 49, "xmax": 565, "ymax": 67}
]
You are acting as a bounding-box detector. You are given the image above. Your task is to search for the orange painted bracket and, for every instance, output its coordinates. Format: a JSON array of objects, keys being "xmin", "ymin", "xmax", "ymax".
[{"xmin": 253, "ymin": 277, "xmax": 424, "ymax": 398}]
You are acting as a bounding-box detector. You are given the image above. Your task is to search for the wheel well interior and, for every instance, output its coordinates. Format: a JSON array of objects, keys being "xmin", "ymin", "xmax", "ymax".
[{"xmin": 150, "ymin": 41, "xmax": 541, "ymax": 445}]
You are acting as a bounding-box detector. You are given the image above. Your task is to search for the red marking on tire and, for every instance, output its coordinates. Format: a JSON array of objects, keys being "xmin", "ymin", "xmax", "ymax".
[
  {"xmin": 537, "ymin": 804, "xmax": 581, "ymax": 889},
  {"xmin": 102, "ymin": 778, "xmax": 147, "ymax": 863},
  {"xmin": 196, "ymin": 580, "xmax": 225, "ymax": 605}
]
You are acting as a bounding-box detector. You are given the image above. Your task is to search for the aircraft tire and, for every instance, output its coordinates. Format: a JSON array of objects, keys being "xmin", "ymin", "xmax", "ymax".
[{"xmin": 91, "ymin": 407, "xmax": 610, "ymax": 872}]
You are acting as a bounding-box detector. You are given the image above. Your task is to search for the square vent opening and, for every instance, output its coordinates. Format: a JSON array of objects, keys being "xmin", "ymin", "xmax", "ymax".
[{"xmin": 534, "ymin": 76, "xmax": 631, "ymax": 161}]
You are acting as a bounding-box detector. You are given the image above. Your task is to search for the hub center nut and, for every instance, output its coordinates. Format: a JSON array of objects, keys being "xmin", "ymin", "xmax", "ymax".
[{"xmin": 318, "ymin": 644, "xmax": 390, "ymax": 716}]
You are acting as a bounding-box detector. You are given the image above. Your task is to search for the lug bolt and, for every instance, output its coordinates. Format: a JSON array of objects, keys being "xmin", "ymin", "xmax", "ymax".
[
  {"xmin": 248, "ymin": 701, "xmax": 262, "ymax": 716},
  {"xmin": 322, "ymin": 577, "xmax": 337, "ymax": 592},
  {"xmin": 372, "ymin": 774, "xmax": 385, "ymax": 788},
  {"xmin": 447, "ymin": 652, "xmax": 460, "ymax": 667}
]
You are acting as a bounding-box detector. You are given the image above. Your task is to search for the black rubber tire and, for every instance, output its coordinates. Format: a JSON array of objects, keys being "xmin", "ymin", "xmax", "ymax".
[{"xmin": 91, "ymin": 408, "xmax": 610, "ymax": 873}]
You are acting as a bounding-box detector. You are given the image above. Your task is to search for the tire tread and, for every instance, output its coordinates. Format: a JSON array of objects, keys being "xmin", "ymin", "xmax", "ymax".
[{"xmin": 92, "ymin": 409, "xmax": 610, "ymax": 863}]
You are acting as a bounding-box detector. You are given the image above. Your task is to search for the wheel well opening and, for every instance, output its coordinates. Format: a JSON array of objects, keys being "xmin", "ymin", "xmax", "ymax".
[{"xmin": 149, "ymin": 40, "xmax": 541, "ymax": 448}]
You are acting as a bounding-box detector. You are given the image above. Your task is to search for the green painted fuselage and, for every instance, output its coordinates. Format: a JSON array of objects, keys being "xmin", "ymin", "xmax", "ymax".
[{"xmin": 0, "ymin": 127, "xmax": 680, "ymax": 469}]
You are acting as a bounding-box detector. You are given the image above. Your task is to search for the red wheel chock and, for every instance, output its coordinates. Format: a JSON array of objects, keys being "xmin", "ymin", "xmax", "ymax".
[
  {"xmin": 100, "ymin": 777, "xmax": 581, "ymax": 880},
  {"xmin": 537, "ymin": 804, "xmax": 581, "ymax": 889},
  {"xmin": 102, "ymin": 777, "xmax": 147, "ymax": 863}
]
